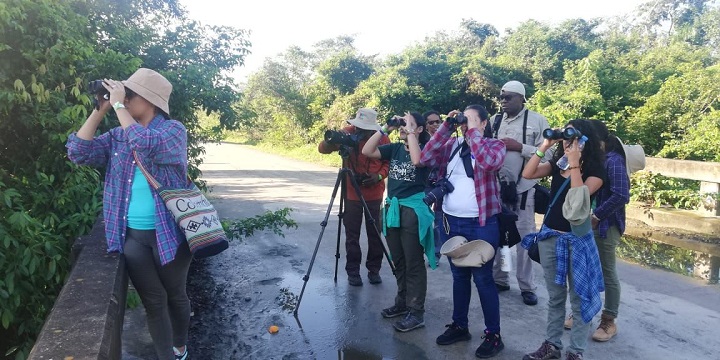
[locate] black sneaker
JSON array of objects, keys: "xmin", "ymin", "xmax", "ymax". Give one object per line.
[
  {"xmin": 368, "ymin": 273, "xmax": 382, "ymax": 284},
  {"xmin": 393, "ymin": 312, "xmax": 425, "ymax": 332},
  {"xmin": 348, "ymin": 275, "xmax": 363, "ymax": 286},
  {"xmin": 436, "ymin": 323, "xmax": 472, "ymax": 345},
  {"xmin": 523, "ymin": 340, "xmax": 561, "ymax": 360},
  {"xmin": 475, "ymin": 330, "xmax": 504, "ymax": 358},
  {"xmin": 381, "ymin": 304, "xmax": 409, "ymax": 318},
  {"xmin": 495, "ymin": 283, "xmax": 510, "ymax": 292}
]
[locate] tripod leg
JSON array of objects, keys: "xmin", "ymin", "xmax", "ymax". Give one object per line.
[
  {"xmin": 346, "ymin": 170, "xmax": 397, "ymax": 275},
  {"xmin": 294, "ymin": 168, "xmax": 344, "ymax": 316},
  {"xmin": 333, "ymin": 180, "xmax": 345, "ymax": 283}
]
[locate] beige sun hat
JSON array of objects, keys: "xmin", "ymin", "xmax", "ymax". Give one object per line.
[
  {"xmin": 440, "ymin": 236, "xmax": 496, "ymax": 267},
  {"xmin": 122, "ymin": 68, "xmax": 172, "ymax": 115},
  {"xmin": 347, "ymin": 108, "xmax": 382, "ymax": 131},
  {"xmin": 619, "ymin": 140, "xmax": 647, "ymax": 177}
]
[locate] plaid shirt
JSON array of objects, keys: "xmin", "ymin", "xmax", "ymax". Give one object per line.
[
  {"xmin": 66, "ymin": 115, "xmax": 188, "ymax": 265},
  {"xmin": 420, "ymin": 122, "xmax": 506, "ymax": 226},
  {"xmin": 594, "ymin": 151, "xmax": 630, "ymax": 238},
  {"xmin": 522, "ymin": 226, "xmax": 604, "ymax": 323}
]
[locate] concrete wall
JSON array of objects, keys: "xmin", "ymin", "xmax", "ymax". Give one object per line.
[
  {"xmin": 28, "ymin": 219, "xmax": 127, "ymax": 360},
  {"xmin": 644, "ymin": 157, "xmax": 720, "ymax": 216}
]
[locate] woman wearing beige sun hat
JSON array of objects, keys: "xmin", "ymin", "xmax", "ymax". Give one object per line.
[{"xmin": 67, "ymin": 68, "xmax": 191, "ymax": 360}]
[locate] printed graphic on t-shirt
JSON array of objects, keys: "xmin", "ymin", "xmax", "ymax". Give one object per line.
[{"xmin": 389, "ymin": 159, "xmax": 417, "ymax": 182}]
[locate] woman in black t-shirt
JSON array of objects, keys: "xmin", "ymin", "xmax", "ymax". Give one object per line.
[
  {"xmin": 520, "ymin": 119, "xmax": 605, "ymax": 360},
  {"xmin": 363, "ymin": 112, "xmax": 434, "ymax": 333}
]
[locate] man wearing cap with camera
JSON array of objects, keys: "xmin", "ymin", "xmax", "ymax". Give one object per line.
[
  {"xmin": 420, "ymin": 104, "xmax": 507, "ymax": 358},
  {"xmin": 318, "ymin": 108, "xmax": 390, "ymax": 286},
  {"xmin": 489, "ymin": 81, "xmax": 551, "ymax": 306}
]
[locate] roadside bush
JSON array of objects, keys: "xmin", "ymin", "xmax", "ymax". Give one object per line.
[{"xmin": 630, "ymin": 171, "xmax": 702, "ymax": 210}]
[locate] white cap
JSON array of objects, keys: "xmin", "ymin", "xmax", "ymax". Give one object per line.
[{"xmin": 501, "ymin": 81, "xmax": 526, "ymax": 99}]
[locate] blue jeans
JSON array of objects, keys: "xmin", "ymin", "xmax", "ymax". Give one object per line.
[{"xmin": 443, "ymin": 213, "xmax": 500, "ymax": 333}]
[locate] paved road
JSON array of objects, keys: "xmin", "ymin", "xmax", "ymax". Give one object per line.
[{"xmin": 124, "ymin": 142, "xmax": 720, "ymax": 360}]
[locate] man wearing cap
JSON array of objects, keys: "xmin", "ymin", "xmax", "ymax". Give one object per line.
[
  {"xmin": 489, "ymin": 80, "xmax": 550, "ymax": 306},
  {"xmin": 318, "ymin": 108, "xmax": 390, "ymax": 286}
]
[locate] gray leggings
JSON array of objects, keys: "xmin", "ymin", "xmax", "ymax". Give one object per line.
[{"xmin": 125, "ymin": 228, "xmax": 192, "ymax": 360}]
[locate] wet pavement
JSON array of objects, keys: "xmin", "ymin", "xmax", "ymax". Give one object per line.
[{"xmin": 123, "ymin": 142, "xmax": 720, "ymax": 360}]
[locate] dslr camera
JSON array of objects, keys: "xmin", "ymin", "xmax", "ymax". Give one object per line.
[
  {"xmin": 423, "ymin": 178, "xmax": 455, "ymax": 206},
  {"xmin": 386, "ymin": 116, "xmax": 406, "ymax": 127},
  {"xmin": 446, "ymin": 113, "xmax": 467, "ymax": 126},
  {"xmin": 542, "ymin": 127, "xmax": 582, "ymax": 140},
  {"xmin": 324, "ymin": 129, "xmax": 360, "ymax": 148}
]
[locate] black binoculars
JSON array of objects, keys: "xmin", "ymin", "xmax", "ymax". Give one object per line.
[{"xmin": 542, "ymin": 127, "xmax": 582, "ymax": 140}]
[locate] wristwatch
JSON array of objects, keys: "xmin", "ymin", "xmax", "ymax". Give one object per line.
[{"xmin": 112, "ymin": 101, "xmax": 126, "ymax": 110}]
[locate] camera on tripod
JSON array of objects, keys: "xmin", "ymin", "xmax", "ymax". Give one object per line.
[
  {"xmin": 324, "ymin": 130, "xmax": 360, "ymax": 148},
  {"xmin": 423, "ymin": 178, "xmax": 455, "ymax": 206},
  {"xmin": 447, "ymin": 113, "xmax": 467, "ymax": 126},
  {"xmin": 542, "ymin": 127, "xmax": 582, "ymax": 140}
]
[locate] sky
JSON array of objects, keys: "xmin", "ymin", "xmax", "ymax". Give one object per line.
[{"xmin": 181, "ymin": 0, "xmax": 652, "ymax": 83}]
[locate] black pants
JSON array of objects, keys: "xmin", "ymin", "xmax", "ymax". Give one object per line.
[
  {"xmin": 343, "ymin": 199, "xmax": 383, "ymax": 276},
  {"xmin": 124, "ymin": 228, "xmax": 192, "ymax": 360},
  {"xmin": 386, "ymin": 206, "xmax": 427, "ymax": 313}
]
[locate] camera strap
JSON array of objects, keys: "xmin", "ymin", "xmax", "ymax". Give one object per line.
[
  {"xmin": 493, "ymin": 109, "xmax": 530, "ymax": 209},
  {"xmin": 443, "ymin": 139, "xmax": 467, "ymax": 181}
]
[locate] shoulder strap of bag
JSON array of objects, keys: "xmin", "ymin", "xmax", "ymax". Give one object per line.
[
  {"xmin": 133, "ymin": 151, "xmax": 162, "ymax": 190},
  {"xmin": 516, "ymin": 109, "xmax": 529, "ymax": 183},
  {"xmin": 133, "ymin": 151, "xmax": 192, "ymax": 190},
  {"xmin": 539, "ymin": 176, "xmax": 571, "ymax": 227}
]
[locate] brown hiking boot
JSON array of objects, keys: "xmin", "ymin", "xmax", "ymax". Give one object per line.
[
  {"xmin": 592, "ymin": 314, "xmax": 617, "ymax": 342},
  {"xmin": 563, "ymin": 314, "xmax": 573, "ymax": 330}
]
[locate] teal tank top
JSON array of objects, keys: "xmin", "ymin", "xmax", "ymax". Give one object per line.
[{"xmin": 127, "ymin": 166, "xmax": 156, "ymax": 230}]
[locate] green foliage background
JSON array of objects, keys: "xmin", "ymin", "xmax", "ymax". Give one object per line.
[
  {"xmin": 0, "ymin": 0, "xmax": 249, "ymax": 358},
  {"xmin": 232, "ymin": 0, "xmax": 720, "ymax": 208}
]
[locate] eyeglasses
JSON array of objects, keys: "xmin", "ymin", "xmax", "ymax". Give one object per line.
[
  {"xmin": 498, "ymin": 94, "xmax": 515, "ymax": 102},
  {"xmin": 427, "ymin": 120, "xmax": 442, "ymax": 125}
]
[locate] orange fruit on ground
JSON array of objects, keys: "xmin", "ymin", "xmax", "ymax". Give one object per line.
[{"xmin": 268, "ymin": 325, "xmax": 279, "ymax": 334}]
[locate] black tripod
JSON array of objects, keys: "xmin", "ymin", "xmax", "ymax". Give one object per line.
[{"xmin": 294, "ymin": 147, "xmax": 396, "ymax": 316}]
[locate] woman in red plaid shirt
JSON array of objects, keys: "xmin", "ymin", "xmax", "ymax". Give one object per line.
[{"xmin": 420, "ymin": 105, "xmax": 507, "ymax": 358}]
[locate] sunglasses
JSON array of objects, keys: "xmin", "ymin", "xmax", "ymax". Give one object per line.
[
  {"xmin": 498, "ymin": 94, "xmax": 516, "ymax": 101},
  {"xmin": 427, "ymin": 120, "xmax": 442, "ymax": 125},
  {"xmin": 125, "ymin": 88, "xmax": 137, "ymax": 100}
]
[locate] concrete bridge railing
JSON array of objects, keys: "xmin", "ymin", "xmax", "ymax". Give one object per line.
[
  {"xmin": 643, "ymin": 157, "xmax": 720, "ymax": 217},
  {"xmin": 27, "ymin": 218, "xmax": 126, "ymax": 360}
]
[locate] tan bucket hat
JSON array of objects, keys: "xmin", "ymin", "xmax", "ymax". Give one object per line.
[
  {"xmin": 347, "ymin": 108, "xmax": 382, "ymax": 131},
  {"xmin": 440, "ymin": 236, "xmax": 495, "ymax": 267},
  {"xmin": 122, "ymin": 68, "xmax": 172, "ymax": 115}
]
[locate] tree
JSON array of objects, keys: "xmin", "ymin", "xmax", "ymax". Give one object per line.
[{"xmin": 0, "ymin": 0, "xmax": 250, "ymax": 357}]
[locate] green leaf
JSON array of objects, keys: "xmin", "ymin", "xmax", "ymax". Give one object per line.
[{"xmin": 2, "ymin": 310, "xmax": 12, "ymax": 329}]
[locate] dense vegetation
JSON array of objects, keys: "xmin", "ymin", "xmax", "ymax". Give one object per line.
[
  {"xmin": 232, "ymin": 0, "xmax": 720, "ymax": 209},
  {"xmin": 0, "ymin": 0, "xmax": 249, "ymax": 358}
]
